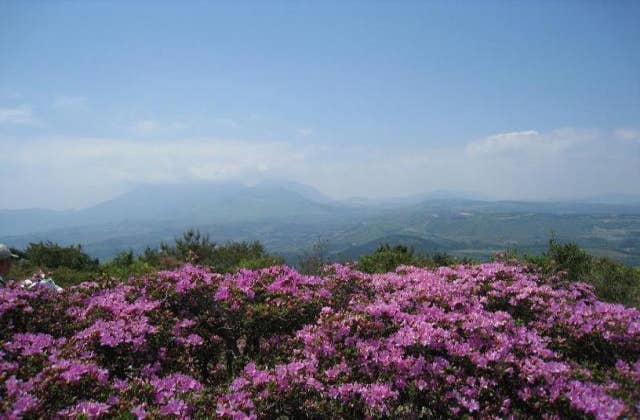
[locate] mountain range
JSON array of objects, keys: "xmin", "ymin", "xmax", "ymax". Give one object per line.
[{"xmin": 2, "ymin": 182, "xmax": 640, "ymax": 265}]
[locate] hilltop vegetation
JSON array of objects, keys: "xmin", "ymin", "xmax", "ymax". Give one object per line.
[
  {"xmin": 3, "ymin": 231, "xmax": 640, "ymax": 418},
  {"xmin": 2, "ymin": 260, "xmax": 639, "ymax": 418},
  {"xmin": 8, "ymin": 230, "xmax": 284, "ymax": 287},
  {"xmin": 7, "ymin": 230, "xmax": 640, "ymax": 308}
]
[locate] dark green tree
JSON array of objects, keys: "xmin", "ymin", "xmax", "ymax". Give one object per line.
[
  {"xmin": 160, "ymin": 229, "xmax": 217, "ymax": 263},
  {"xmin": 544, "ymin": 235, "xmax": 592, "ymax": 282},
  {"xmin": 358, "ymin": 244, "xmax": 416, "ymax": 273},
  {"xmin": 24, "ymin": 241, "xmax": 99, "ymax": 270}
]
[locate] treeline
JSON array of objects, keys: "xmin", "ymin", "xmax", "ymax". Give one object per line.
[
  {"xmin": 7, "ymin": 230, "xmax": 640, "ymax": 307},
  {"xmin": 8, "ymin": 229, "xmax": 283, "ymax": 286}
]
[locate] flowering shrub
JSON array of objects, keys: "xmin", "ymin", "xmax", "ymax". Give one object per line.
[{"xmin": 1, "ymin": 262, "xmax": 639, "ymax": 419}]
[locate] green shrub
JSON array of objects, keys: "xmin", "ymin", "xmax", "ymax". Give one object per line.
[
  {"xmin": 513, "ymin": 236, "xmax": 640, "ymax": 308},
  {"xmin": 588, "ymin": 258, "xmax": 640, "ymax": 307},
  {"xmin": 358, "ymin": 244, "xmax": 417, "ymax": 273},
  {"xmin": 23, "ymin": 241, "xmax": 99, "ymax": 271},
  {"xmin": 237, "ymin": 256, "xmax": 285, "ymax": 270},
  {"xmin": 210, "ymin": 241, "xmax": 278, "ymax": 273},
  {"xmin": 158, "ymin": 230, "xmax": 282, "ymax": 273},
  {"xmin": 545, "ymin": 236, "xmax": 592, "ymax": 281},
  {"xmin": 49, "ymin": 267, "xmax": 94, "ymax": 287},
  {"xmin": 160, "ymin": 229, "xmax": 218, "ymax": 264},
  {"xmin": 431, "ymin": 252, "xmax": 459, "ymax": 267},
  {"xmin": 357, "ymin": 244, "xmax": 466, "ymax": 274},
  {"xmin": 100, "ymin": 251, "xmax": 157, "ymax": 281}
]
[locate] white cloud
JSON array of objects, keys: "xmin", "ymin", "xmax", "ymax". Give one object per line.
[
  {"xmin": 465, "ymin": 128, "xmax": 595, "ymax": 157},
  {"xmin": 0, "ymin": 137, "xmax": 303, "ymax": 208},
  {"xmin": 1, "ymin": 127, "xmax": 639, "ymax": 209},
  {"xmin": 0, "ymin": 105, "xmax": 39, "ymax": 125},
  {"xmin": 465, "ymin": 130, "xmax": 538, "ymax": 155},
  {"xmin": 53, "ymin": 96, "xmax": 87, "ymax": 110},
  {"xmin": 299, "ymin": 127, "xmax": 639, "ymax": 201}
]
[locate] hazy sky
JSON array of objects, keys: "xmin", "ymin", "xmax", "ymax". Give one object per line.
[{"xmin": 1, "ymin": 1, "xmax": 639, "ymax": 209}]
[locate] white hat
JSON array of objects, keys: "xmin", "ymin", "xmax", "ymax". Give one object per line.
[{"xmin": 0, "ymin": 244, "xmax": 19, "ymax": 260}]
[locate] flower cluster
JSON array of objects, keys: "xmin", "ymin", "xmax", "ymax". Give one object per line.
[{"xmin": 1, "ymin": 262, "xmax": 639, "ymax": 418}]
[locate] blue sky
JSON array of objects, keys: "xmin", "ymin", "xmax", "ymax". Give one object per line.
[{"xmin": 1, "ymin": 1, "xmax": 639, "ymax": 209}]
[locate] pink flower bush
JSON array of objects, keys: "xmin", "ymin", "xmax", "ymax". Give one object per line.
[{"xmin": 1, "ymin": 262, "xmax": 639, "ymax": 418}]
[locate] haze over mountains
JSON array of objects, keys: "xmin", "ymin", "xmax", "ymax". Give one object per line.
[
  {"xmin": 2, "ymin": 182, "xmax": 337, "ymax": 237},
  {"xmin": 2, "ymin": 181, "xmax": 640, "ymax": 266}
]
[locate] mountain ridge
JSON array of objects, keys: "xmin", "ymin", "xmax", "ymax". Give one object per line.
[{"xmin": 2, "ymin": 182, "xmax": 640, "ymax": 266}]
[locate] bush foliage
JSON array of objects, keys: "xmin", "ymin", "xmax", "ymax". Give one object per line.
[
  {"xmin": 8, "ymin": 233, "xmax": 640, "ymax": 308},
  {"xmin": 1, "ymin": 262, "xmax": 639, "ymax": 418},
  {"xmin": 513, "ymin": 236, "xmax": 640, "ymax": 308},
  {"xmin": 357, "ymin": 244, "xmax": 468, "ymax": 274},
  {"xmin": 354, "ymin": 237, "xmax": 640, "ymax": 308},
  {"xmin": 8, "ymin": 230, "xmax": 284, "ymax": 287}
]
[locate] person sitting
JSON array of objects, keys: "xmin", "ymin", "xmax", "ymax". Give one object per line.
[
  {"xmin": 22, "ymin": 271, "xmax": 63, "ymax": 292},
  {"xmin": 0, "ymin": 244, "xmax": 63, "ymax": 291},
  {"xmin": 0, "ymin": 243, "xmax": 19, "ymax": 286}
]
